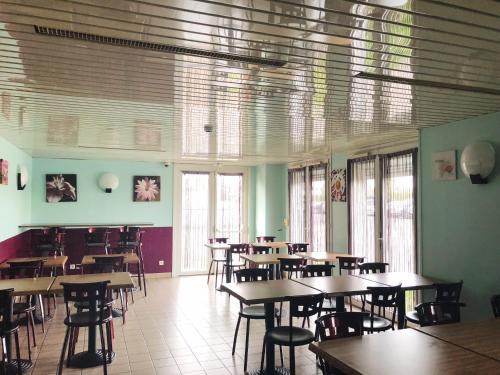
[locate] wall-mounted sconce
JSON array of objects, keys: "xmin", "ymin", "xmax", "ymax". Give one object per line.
[
  {"xmin": 17, "ymin": 165, "xmax": 29, "ymax": 190},
  {"xmin": 98, "ymin": 173, "xmax": 119, "ymax": 193},
  {"xmin": 460, "ymin": 142, "xmax": 495, "ymax": 184}
]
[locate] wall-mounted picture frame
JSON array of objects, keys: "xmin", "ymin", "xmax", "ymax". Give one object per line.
[
  {"xmin": 432, "ymin": 150, "xmax": 456, "ymax": 181},
  {"xmin": 0, "ymin": 159, "xmax": 8, "ymax": 185},
  {"xmin": 46, "ymin": 174, "xmax": 77, "ymax": 202},
  {"xmin": 331, "ymin": 168, "xmax": 346, "ymax": 202},
  {"xmin": 133, "ymin": 176, "xmax": 161, "ymax": 202}
]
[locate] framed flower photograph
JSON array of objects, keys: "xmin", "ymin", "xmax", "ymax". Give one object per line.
[
  {"xmin": 432, "ymin": 150, "xmax": 456, "ymax": 180},
  {"xmin": 331, "ymin": 168, "xmax": 346, "ymax": 202},
  {"xmin": 46, "ymin": 174, "xmax": 77, "ymax": 202},
  {"xmin": 0, "ymin": 159, "xmax": 8, "ymax": 185},
  {"xmin": 134, "ymin": 176, "xmax": 161, "ymax": 202}
]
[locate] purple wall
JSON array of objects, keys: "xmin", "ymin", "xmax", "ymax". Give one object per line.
[{"xmin": 0, "ymin": 227, "xmax": 173, "ymax": 274}]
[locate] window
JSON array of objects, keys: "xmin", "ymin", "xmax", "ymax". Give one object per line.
[
  {"xmin": 348, "ymin": 149, "xmax": 417, "ymax": 272},
  {"xmin": 288, "ymin": 164, "xmax": 328, "ymax": 251}
]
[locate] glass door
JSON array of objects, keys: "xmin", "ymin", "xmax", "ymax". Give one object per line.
[{"xmin": 173, "ymin": 166, "xmax": 248, "ymax": 276}]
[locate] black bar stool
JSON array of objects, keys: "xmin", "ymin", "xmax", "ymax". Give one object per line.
[{"xmin": 84, "ymin": 229, "xmax": 110, "ymax": 255}]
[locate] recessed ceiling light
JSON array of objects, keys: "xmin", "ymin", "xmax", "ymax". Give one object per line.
[{"xmin": 368, "ymin": 0, "xmax": 408, "ymax": 7}]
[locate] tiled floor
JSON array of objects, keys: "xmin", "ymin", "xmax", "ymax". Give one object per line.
[{"xmin": 13, "ymin": 276, "xmax": 321, "ymax": 375}]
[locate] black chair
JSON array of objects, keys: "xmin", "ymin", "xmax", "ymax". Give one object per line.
[
  {"xmin": 57, "ymin": 281, "xmax": 113, "ymax": 375},
  {"xmin": 287, "ymin": 243, "xmax": 308, "ymax": 255},
  {"xmin": 33, "ymin": 228, "xmax": 65, "ymax": 257},
  {"xmin": 337, "ymin": 256, "xmax": 364, "ymax": 311},
  {"xmin": 231, "ymin": 268, "xmax": 280, "ymax": 372},
  {"xmin": 221, "ymin": 244, "xmax": 248, "ymax": 283},
  {"xmin": 89, "ymin": 256, "xmax": 127, "ymax": 324},
  {"xmin": 260, "ymin": 294, "xmax": 323, "ymax": 375},
  {"xmin": 116, "ymin": 227, "xmax": 146, "ymax": 296},
  {"xmin": 84, "ymin": 229, "xmax": 110, "ymax": 255},
  {"xmin": 256, "ymin": 236, "xmax": 275, "ymax": 243},
  {"xmin": 416, "ymin": 301, "xmax": 466, "ymax": 327},
  {"xmin": 0, "ymin": 288, "xmax": 22, "ymax": 375},
  {"xmin": 491, "ymin": 295, "xmax": 500, "ymax": 318},
  {"xmin": 278, "ymin": 258, "xmax": 305, "ymax": 279},
  {"xmin": 363, "ymin": 285, "xmax": 401, "ymax": 334},
  {"xmin": 207, "ymin": 238, "xmax": 229, "ymax": 287},
  {"xmin": 359, "ymin": 262, "xmax": 389, "ymax": 311},
  {"xmin": 251, "ymin": 245, "xmax": 272, "ymax": 255},
  {"xmin": 302, "ymin": 264, "xmax": 336, "ymax": 324},
  {"xmin": 315, "ymin": 312, "xmax": 369, "ymax": 375},
  {"xmin": 405, "ymin": 281, "xmax": 463, "ymax": 326},
  {"xmin": 5, "ymin": 260, "xmax": 45, "ymax": 361}
]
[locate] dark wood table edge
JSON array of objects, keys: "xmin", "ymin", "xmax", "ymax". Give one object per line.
[{"xmin": 309, "ymin": 341, "xmax": 362, "ymax": 375}]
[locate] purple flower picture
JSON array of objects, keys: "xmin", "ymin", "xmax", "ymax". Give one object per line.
[
  {"xmin": 133, "ymin": 176, "xmax": 160, "ymax": 202},
  {"xmin": 46, "ymin": 174, "xmax": 77, "ymax": 202}
]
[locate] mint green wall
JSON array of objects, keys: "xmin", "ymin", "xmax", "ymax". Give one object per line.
[
  {"xmin": 248, "ymin": 166, "xmax": 257, "ymax": 241},
  {"xmin": 254, "ymin": 164, "xmax": 288, "ymax": 241},
  {"xmin": 0, "ymin": 136, "xmax": 32, "ymax": 241},
  {"xmin": 31, "ymin": 158, "xmax": 173, "ymax": 226},
  {"xmin": 420, "ymin": 111, "xmax": 500, "ymax": 320},
  {"xmin": 331, "ymin": 154, "xmax": 349, "ymax": 253}
]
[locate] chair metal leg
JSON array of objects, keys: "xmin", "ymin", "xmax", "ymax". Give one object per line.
[
  {"xmin": 244, "ymin": 318, "xmax": 250, "ymax": 372},
  {"xmin": 1, "ymin": 337, "xmax": 7, "ymax": 375},
  {"xmin": 38, "ymin": 295, "xmax": 46, "ymax": 333},
  {"xmin": 259, "ymin": 335, "xmax": 266, "ymax": 373},
  {"xmin": 99, "ymin": 324, "xmax": 108, "ymax": 375},
  {"xmin": 119, "ymin": 289, "xmax": 126, "ymax": 324},
  {"xmin": 29, "ymin": 311, "xmax": 36, "ymax": 347},
  {"xmin": 13, "ymin": 331, "xmax": 22, "ymax": 375},
  {"xmin": 57, "ymin": 327, "xmax": 70, "ymax": 375},
  {"xmin": 25, "ymin": 314, "xmax": 31, "ymax": 361},
  {"xmin": 207, "ymin": 261, "xmax": 213, "ymax": 284},
  {"xmin": 290, "ymin": 346, "xmax": 296, "ymax": 375},
  {"xmin": 214, "ymin": 262, "xmax": 219, "ymax": 289},
  {"xmin": 231, "ymin": 315, "xmax": 241, "ymax": 356}
]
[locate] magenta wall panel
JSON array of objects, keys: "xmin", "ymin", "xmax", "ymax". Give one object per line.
[{"xmin": 0, "ymin": 227, "xmax": 172, "ymax": 274}]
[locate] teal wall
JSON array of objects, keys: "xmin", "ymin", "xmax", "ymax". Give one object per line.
[
  {"xmin": 254, "ymin": 164, "xmax": 288, "ymax": 241},
  {"xmin": 31, "ymin": 158, "xmax": 173, "ymax": 226},
  {"xmin": 0, "ymin": 136, "xmax": 32, "ymax": 241},
  {"xmin": 420, "ymin": 111, "xmax": 500, "ymax": 320},
  {"xmin": 248, "ymin": 167, "xmax": 257, "ymax": 241},
  {"xmin": 331, "ymin": 153, "xmax": 349, "ymax": 253}
]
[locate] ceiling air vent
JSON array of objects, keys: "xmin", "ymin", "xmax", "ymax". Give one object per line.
[{"xmin": 34, "ymin": 25, "xmax": 287, "ymax": 67}]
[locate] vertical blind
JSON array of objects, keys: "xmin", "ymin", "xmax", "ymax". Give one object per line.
[
  {"xmin": 289, "ymin": 168, "xmax": 306, "ymax": 243},
  {"xmin": 310, "ymin": 164, "xmax": 327, "ymax": 253},
  {"xmin": 381, "ymin": 150, "xmax": 417, "ymax": 273},
  {"xmin": 216, "ymin": 173, "xmax": 243, "ymax": 244},
  {"xmin": 348, "ymin": 157, "xmax": 376, "ymax": 261}
]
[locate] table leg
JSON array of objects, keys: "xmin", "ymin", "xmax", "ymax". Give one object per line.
[
  {"xmin": 225, "ymin": 250, "xmax": 232, "ymax": 284},
  {"xmin": 397, "ymin": 290, "xmax": 406, "ymax": 329},
  {"xmin": 336, "ymin": 296, "xmax": 345, "ymax": 312}
]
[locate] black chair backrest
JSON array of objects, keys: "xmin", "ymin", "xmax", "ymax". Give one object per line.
[
  {"xmin": 302, "ymin": 264, "xmax": 335, "ymax": 277},
  {"xmin": 368, "ymin": 285, "xmax": 401, "ymax": 308},
  {"xmin": 287, "ymin": 243, "xmax": 308, "ymax": 254},
  {"xmin": 6, "ymin": 260, "xmax": 45, "ymax": 279},
  {"xmin": 252, "ymin": 245, "xmax": 272, "ymax": 254},
  {"xmin": 119, "ymin": 227, "xmax": 142, "ymax": 246},
  {"xmin": 229, "ymin": 243, "xmax": 249, "ymax": 255},
  {"xmin": 234, "ymin": 268, "xmax": 270, "ymax": 282},
  {"xmin": 0, "ymin": 288, "xmax": 14, "ymax": 333},
  {"xmin": 316, "ymin": 312, "xmax": 369, "ymax": 341},
  {"xmin": 209, "ymin": 237, "xmax": 229, "ymax": 244},
  {"xmin": 416, "ymin": 301, "xmax": 466, "ymax": 327},
  {"xmin": 90, "ymin": 256, "xmax": 125, "ymax": 274},
  {"xmin": 85, "ymin": 229, "xmax": 110, "ymax": 245},
  {"xmin": 61, "ymin": 281, "xmax": 110, "ymax": 320},
  {"xmin": 256, "ymin": 236, "xmax": 275, "ymax": 243},
  {"xmin": 491, "ymin": 295, "xmax": 500, "ymax": 318},
  {"xmin": 359, "ymin": 262, "xmax": 389, "ymax": 274},
  {"xmin": 338, "ymin": 256, "xmax": 363, "ymax": 275},
  {"xmin": 289, "ymin": 294, "xmax": 324, "ymax": 322},
  {"xmin": 434, "ymin": 281, "xmax": 463, "ymax": 302},
  {"xmin": 279, "ymin": 258, "xmax": 304, "ymax": 278}
]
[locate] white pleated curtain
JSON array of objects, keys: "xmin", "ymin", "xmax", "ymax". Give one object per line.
[
  {"xmin": 288, "ymin": 168, "xmax": 306, "ymax": 243},
  {"xmin": 381, "ymin": 150, "xmax": 417, "ymax": 273},
  {"xmin": 310, "ymin": 164, "xmax": 327, "ymax": 252},
  {"xmin": 216, "ymin": 173, "xmax": 243, "ymax": 244},
  {"xmin": 348, "ymin": 157, "xmax": 376, "ymax": 261}
]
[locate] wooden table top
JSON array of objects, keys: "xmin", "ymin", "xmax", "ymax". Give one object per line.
[
  {"xmin": 221, "ymin": 279, "xmax": 321, "ymax": 305},
  {"xmin": 0, "ymin": 277, "xmax": 55, "ymax": 296},
  {"xmin": 251, "ymin": 242, "xmax": 289, "ymax": 248},
  {"xmin": 205, "ymin": 243, "xmax": 231, "ymax": 250},
  {"xmin": 414, "ymin": 319, "xmax": 500, "ymax": 361},
  {"xmin": 241, "ymin": 253, "xmax": 301, "ymax": 265},
  {"xmin": 296, "ymin": 252, "xmax": 350, "ymax": 262},
  {"xmin": 309, "ymin": 328, "xmax": 500, "ymax": 375},
  {"xmin": 50, "ymin": 272, "xmax": 134, "ymax": 293},
  {"xmin": 294, "ymin": 275, "xmax": 386, "ymax": 297},
  {"xmin": 81, "ymin": 254, "xmax": 140, "ymax": 265},
  {"xmin": 0, "ymin": 256, "xmax": 68, "ymax": 269},
  {"xmin": 355, "ymin": 272, "xmax": 442, "ymax": 290}
]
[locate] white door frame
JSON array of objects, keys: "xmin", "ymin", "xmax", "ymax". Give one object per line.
[{"xmin": 172, "ymin": 163, "xmax": 249, "ymax": 277}]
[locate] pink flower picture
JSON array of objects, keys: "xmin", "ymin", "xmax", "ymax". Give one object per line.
[
  {"xmin": 0, "ymin": 159, "xmax": 8, "ymax": 185},
  {"xmin": 46, "ymin": 174, "xmax": 77, "ymax": 202},
  {"xmin": 134, "ymin": 176, "xmax": 160, "ymax": 202}
]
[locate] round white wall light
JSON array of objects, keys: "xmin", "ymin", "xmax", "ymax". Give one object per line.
[
  {"xmin": 99, "ymin": 173, "xmax": 119, "ymax": 193},
  {"xmin": 460, "ymin": 142, "xmax": 495, "ymax": 184}
]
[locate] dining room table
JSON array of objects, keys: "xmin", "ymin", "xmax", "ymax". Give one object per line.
[
  {"xmin": 221, "ymin": 278, "xmax": 321, "ymax": 375},
  {"xmin": 0, "ymin": 255, "xmax": 68, "ymax": 275},
  {"xmin": 50, "ymin": 272, "xmax": 134, "ymax": 368},
  {"xmin": 414, "ymin": 318, "xmax": 500, "ymax": 361},
  {"xmin": 295, "ymin": 251, "xmax": 350, "ymax": 265},
  {"xmin": 309, "ymin": 327, "xmax": 500, "ymax": 375},
  {"xmin": 354, "ymin": 271, "xmax": 443, "ymax": 329},
  {"xmin": 0, "ymin": 276, "xmax": 56, "ymax": 372},
  {"xmin": 251, "ymin": 242, "xmax": 290, "ymax": 254},
  {"xmin": 240, "ymin": 253, "xmax": 302, "ymax": 279}
]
